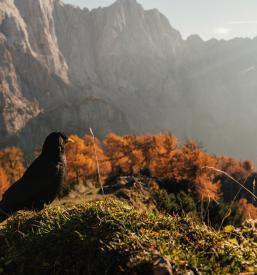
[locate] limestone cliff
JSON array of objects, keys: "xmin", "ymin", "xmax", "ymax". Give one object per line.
[{"xmin": 0, "ymin": 0, "xmax": 132, "ymax": 155}]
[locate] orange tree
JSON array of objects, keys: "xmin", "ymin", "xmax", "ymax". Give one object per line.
[
  {"xmin": 103, "ymin": 134, "xmax": 137, "ymax": 175},
  {"xmin": 239, "ymin": 198, "xmax": 257, "ymax": 220},
  {"xmin": 104, "ymin": 133, "xmax": 178, "ymax": 176},
  {"xmin": 65, "ymin": 135, "xmax": 111, "ymax": 184},
  {"xmin": 0, "ymin": 168, "xmax": 10, "ymax": 198},
  {"xmin": 0, "ymin": 147, "xmax": 25, "ymax": 184},
  {"xmin": 217, "ymin": 156, "xmax": 255, "ymax": 203},
  {"xmin": 164, "ymin": 140, "xmax": 220, "ymax": 201},
  {"xmin": 103, "ymin": 134, "xmax": 220, "ymax": 201},
  {"xmin": 148, "ymin": 133, "xmax": 178, "ymax": 177}
]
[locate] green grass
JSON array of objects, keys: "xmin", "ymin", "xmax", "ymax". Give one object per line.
[{"xmin": 0, "ymin": 198, "xmax": 257, "ymax": 274}]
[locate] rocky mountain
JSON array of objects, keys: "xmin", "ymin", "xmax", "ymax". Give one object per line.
[{"xmin": 0, "ymin": 0, "xmax": 257, "ymax": 161}]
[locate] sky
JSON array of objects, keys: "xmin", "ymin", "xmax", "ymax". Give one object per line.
[{"xmin": 63, "ymin": 0, "xmax": 257, "ymax": 40}]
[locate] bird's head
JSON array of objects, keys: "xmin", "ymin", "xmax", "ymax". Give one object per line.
[{"xmin": 42, "ymin": 132, "xmax": 73, "ymax": 161}]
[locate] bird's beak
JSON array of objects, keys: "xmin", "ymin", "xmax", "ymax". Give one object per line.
[{"xmin": 66, "ymin": 137, "xmax": 75, "ymax": 145}]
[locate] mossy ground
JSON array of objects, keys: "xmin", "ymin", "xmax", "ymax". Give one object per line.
[{"xmin": 0, "ymin": 198, "xmax": 257, "ymax": 274}]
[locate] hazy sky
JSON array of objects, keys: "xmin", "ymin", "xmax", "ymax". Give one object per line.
[{"xmin": 63, "ymin": 0, "xmax": 257, "ymax": 40}]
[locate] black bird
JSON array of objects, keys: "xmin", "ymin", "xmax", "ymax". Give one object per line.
[{"xmin": 0, "ymin": 132, "xmax": 72, "ymax": 222}]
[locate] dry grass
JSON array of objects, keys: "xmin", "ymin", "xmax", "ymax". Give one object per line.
[{"xmin": 0, "ymin": 198, "xmax": 257, "ymax": 274}]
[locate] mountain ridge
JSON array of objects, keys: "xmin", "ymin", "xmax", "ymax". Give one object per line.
[{"xmin": 1, "ymin": 0, "xmax": 257, "ymax": 161}]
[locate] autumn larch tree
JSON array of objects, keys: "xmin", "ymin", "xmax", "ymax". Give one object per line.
[
  {"xmin": 0, "ymin": 147, "xmax": 25, "ymax": 184},
  {"xmin": 0, "ymin": 168, "xmax": 10, "ymax": 198},
  {"xmin": 65, "ymin": 135, "xmax": 111, "ymax": 185}
]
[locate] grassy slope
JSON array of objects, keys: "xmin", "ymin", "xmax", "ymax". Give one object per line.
[{"xmin": 0, "ymin": 199, "xmax": 257, "ymax": 275}]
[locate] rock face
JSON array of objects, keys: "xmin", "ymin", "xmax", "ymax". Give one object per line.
[
  {"xmin": 1, "ymin": 0, "xmax": 257, "ymax": 160},
  {"xmin": 0, "ymin": 0, "xmax": 132, "ymax": 156},
  {"xmin": 0, "ymin": 25, "xmax": 40, "ymax": 138}
]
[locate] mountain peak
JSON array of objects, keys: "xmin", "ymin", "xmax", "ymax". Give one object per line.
[
  {"xmin": 186, "ymin": 34, "xmax": 204, "ymax": 45},
  {"xmin": 113, "ymin": 0, "xmax": 142, "ymax": 10},
  {"xmin": 116, "ymin": 0, "xmax": 138, "ymax": 5}
]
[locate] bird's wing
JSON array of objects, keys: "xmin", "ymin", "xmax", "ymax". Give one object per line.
[{"xmin": 1, "ymin": 156, "xmax": 58, "ymax": 211}]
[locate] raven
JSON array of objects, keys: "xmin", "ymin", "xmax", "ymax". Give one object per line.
[{"xmin": 0, "ymin": 132, "xmax": 72, "ymax": 222}]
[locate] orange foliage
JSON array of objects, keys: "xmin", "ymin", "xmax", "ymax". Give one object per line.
[
  {"xmin": 148, "ymin": 133, "xmax": 178, "ymax": 176},
  {"xmin": 216, "ymin": 156, "xmax": 256, "ymax": 203},
  {"xmin": 104, "ymin": 135, "xmax": 219, "ymax": 201},
  {"xmin": 0, "ymin": 167, "xmax": 10, "ymax": 198},
  {"xmin": 104, "ymin": 133, "xmax": 141, "ymax": 175},
  {"xmin": 0, "ymin": 131, "xmax": 234, "ymax": 206},
  {"xmin": 104, "ymin": 133, "xmax": 178, "ymax": 175},
  {"xmin": 168, "ymin": 141, "xmax": 220, "ymax": 201},
  {"xmin": 217, "ymin": 156, "xmax": 254, "ymax": 181},
  {"xmin": 239, "ymin": 199, "xmax": 257, "ymax": 220},
  {"xmin": 0, "ymin": 147, "xmax": 25, "ymax": 184},
  {"xmin": 65, "ymin": 135, "xmax": 111, "ymax": 184}
]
